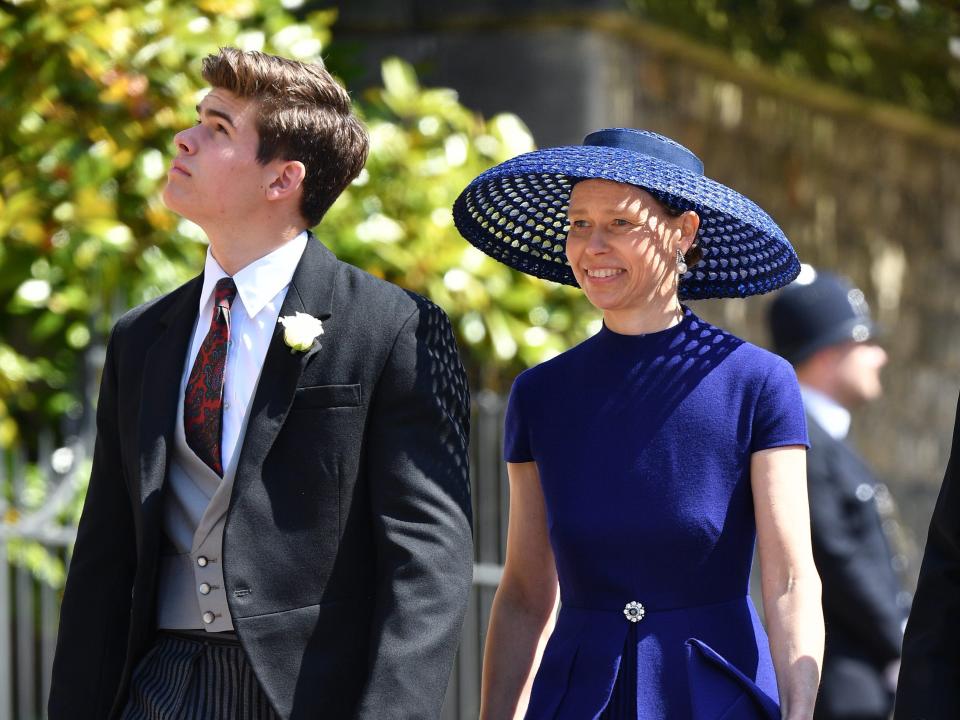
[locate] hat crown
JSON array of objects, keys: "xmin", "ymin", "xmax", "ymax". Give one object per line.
[{"xmin": 583, "ymin": 128, "xmax": 705, "ymax": 175}]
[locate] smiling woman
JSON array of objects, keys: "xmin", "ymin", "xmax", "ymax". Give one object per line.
[
  {"xmin": 564, "ymin": 179, "xmax": 699, "ymax": 335},
  {"xmin": 453, "ymin": 128, "xmax": 824, "ymax": 720}
]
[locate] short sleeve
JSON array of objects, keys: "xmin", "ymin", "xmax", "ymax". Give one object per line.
[
  {"xmin": 750, "ymin": 356, "xmax": 810, "ymax": 452},
  {"xmin": 504, "ymin": 373, "xmax": 534, "ymax": 463}
]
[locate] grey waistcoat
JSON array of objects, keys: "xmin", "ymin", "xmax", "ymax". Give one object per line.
[{"xmin": 155, "ymin": 389, "xmax": 255, "ymax": 632}]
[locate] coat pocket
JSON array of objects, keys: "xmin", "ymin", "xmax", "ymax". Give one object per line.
[
  {"xmin": 291, "ymin": 383, "xmax": 362, "ymax": 410},
  {"xmin": 685, "ymin": 638, "xmax": 780, "ymax": 720}
]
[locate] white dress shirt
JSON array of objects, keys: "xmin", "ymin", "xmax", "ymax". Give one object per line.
[
  {"xmin": 157, "ymin": 231, "xmax": 309, "ymax": 631},
  {"xmin": 799, "ymin": 384, "xmax": 851, "ymax": 441},
  {"xmin": 181, "ymin": 231, "xmax": 309, "ymax": 470}
]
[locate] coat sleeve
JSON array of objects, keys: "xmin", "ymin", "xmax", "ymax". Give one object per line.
[
  {"xmin": 806, "ymin": 441, "xmax": 903, "ymax": 663},
  {"xmin": 48, "ymin": 325, "xmax": 138, "ymax": 720},
  {"xmin": 894, "ymin": 391, "xmax": 960, "ymax": 718},
  {"xmin": 354, "ymin": 297, "xmax": 473, "ymax": 719}
]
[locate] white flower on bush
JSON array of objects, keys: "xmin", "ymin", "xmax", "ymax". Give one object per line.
[{"xmin": 278, "ymin": 312, "xmax": 323, "ymax": 353}]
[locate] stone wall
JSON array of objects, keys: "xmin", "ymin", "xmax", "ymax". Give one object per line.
[
  {"xmin": 607, "ymin": 16, "xmax": 960, "ymax": 564},
  {"xmin": 328, "ymin": 1, "xmax": 960, "ymax": 574}
]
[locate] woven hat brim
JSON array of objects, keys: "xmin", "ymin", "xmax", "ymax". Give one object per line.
[{"xmin": 453, "ymin": 145, "xmax": 801, "ymax": 300}]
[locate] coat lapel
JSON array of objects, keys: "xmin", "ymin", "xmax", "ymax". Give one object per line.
[
  {"xmin": 233, "ymin": 235, "xmax": 339, "ymax": 486},
  {"xmin": 138, "ymin": 276, "xmax": 203, "ymax": 506}
]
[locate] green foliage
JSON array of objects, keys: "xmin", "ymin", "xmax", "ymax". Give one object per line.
[
  {"xmin": 322, "ymin": 58, "xmax": 595, "ymax": 390},
  {"xmin": 1, "ymin": 442, "xmax": 91, "ymax": 588},
  {"xmin": 629, "ymin": 0, "xmax": 960, "ymax": 123},
  {"xmin": 0, "ymin": 0, "xmax": 599, "ymax": 585},
  {"xmin": 0, "ymin": 0, "xmax": 595, "ymax": 454},
  {"xmin": 0, "ymin": 0, "xmax": 336, "ymax": 449},
  {"xmin": 7, "ymin": 537, "xmax": 67, "ymax": 588}
]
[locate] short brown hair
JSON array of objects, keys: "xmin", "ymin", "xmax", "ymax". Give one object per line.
[{"xmin": 201, "ymin": 47, "xmax": 369, "ymax": 226}]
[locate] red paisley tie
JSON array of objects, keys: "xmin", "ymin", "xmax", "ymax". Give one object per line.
[{"xmin": 184, "ymin": 277, "xmax": 237, "ymax": 476}]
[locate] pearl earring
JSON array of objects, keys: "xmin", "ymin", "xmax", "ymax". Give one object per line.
[{"xmin": 676, "ymin": 249, "xmax": 688, "ymax": 275}]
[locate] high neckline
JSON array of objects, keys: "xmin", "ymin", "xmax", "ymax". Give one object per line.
[{"xmin": 597, "ymin": 306, "xmax": 695, "ymax": 343}]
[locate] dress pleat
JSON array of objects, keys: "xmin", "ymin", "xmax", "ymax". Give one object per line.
[{"xmin": 599, "ymin": 625, "xmax": 637, "ymax": 719}]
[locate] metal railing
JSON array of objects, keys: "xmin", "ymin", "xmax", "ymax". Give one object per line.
[
  {"xmin": 1, "ymin": 391, "xmax": 509, "ymax": 720},
  {"xmin": 1, "ymin": 432, "xmax": 87, "ymax": 720}
]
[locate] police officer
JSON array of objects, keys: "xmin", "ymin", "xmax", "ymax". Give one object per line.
[{"xmin": 768, "ymin": 265, "xmax": 908, "ymax": 720}]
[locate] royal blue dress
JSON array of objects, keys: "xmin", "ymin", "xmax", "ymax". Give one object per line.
[{"xmin": 504, "ymin": 308, "xmax": 808, "ymax": 720}]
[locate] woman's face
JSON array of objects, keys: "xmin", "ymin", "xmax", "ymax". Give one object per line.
[{"xmin": 565, "ymin": 179, "xmax": 697, "ymax": 315}]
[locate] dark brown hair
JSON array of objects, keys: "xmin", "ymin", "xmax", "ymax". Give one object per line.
[
  {"xmin": 201, "ymin": 47, "xmax": 369, "ymax": 226},
  {"xmin": 662, "ymin": 202, "xmax": 703, "ymax": 268}
]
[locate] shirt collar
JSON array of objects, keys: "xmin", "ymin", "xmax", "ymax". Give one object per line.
[
  {"xmin": 198, "ymin": 231, "xmax": 309, "ymax": 318},
  {"xmin": 800, "ymin": 384, "xmax": 851, "ymax": 440}
]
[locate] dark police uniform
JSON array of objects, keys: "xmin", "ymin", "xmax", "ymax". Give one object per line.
[
  {"xmin": 806, "ymin": 413, "xmax": 904, "ymax": 719},
  {"xmin": 768, "ymin": 267, "xmax": 906, "ymax": 720}
]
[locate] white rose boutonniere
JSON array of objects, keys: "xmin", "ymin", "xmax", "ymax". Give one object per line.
[{"xmin": 278, "ymin": 312, "xmax": 324, "ymax": 353}]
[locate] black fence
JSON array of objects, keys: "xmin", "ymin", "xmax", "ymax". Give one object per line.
[{"xmin": 1, "ymin": 388, "xmax": 510, "ymax": 720}]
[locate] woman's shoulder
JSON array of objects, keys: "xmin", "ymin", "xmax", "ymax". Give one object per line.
[
  {"xmin": 690, "ymin": 314, "xmax": 795, "ymax": 385},
  {"xmin": 732, "ymin": 338, "xmax": 794, "ymax": 375},
  {"xmin": 509, "ymin": 334, "xmax": 597, "ymax": 395},
  {"xmin": 729, "ymin": 343, "xmax": 799, "ymax": 398}
]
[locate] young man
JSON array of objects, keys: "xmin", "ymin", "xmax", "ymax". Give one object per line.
[
  {"xmin": 767, "ymin": 266, "xmax": 906, "ymax": 720},
  {"xmin": 48, "ymin": 48, "xmax": 474, "ymax": 720}
]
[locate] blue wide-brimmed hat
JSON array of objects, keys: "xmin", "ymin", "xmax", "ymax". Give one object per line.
[{"xmin": 453, "ymin": 128, "xmax": 801, "ymax": 299}]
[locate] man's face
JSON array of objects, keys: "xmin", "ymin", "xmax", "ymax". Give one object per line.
[
  {"xmin": 162, "ymin": 88, "xmax": 271, "ymax": 227},
  {"xmin": 828, "ymin": 340, "xmax": 888, "ymax": 409}
]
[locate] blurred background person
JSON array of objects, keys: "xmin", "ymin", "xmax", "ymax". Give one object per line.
[{"xmin": 768, "ymin": 266, "xmax": 907, "ymax": 720}]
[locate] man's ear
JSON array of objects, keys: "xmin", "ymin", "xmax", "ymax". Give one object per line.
[{"xmin": 265, "ymin": 160, "xmax": 306, "ymax": 202}]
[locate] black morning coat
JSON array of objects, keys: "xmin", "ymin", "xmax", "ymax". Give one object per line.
[
  {"xmin": 805, "ymin": 415, "xmax": 905, "ymax": 720},
  {"xmin": 895, "ymin": 391, "xmax": 960, "ymax": 719},
  {"xmin": 47, "ymin": 236, "xmax": 474, "ymax": 720}
]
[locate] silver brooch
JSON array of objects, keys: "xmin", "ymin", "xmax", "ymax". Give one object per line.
[{"xmin": 623, "ymin": 600, "xmax": 646, "ymax": 623}]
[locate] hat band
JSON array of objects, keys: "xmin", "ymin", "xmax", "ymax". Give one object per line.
[{"xmin": 583, "ymin": 129, "xmax": 704, "ymax": 175}]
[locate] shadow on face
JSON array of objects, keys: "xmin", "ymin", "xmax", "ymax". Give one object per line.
[{"xmin": 565, "ymin": 179, "xmax": 693, "ymax": 315}]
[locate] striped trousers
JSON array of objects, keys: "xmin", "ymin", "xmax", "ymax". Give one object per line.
[{"xmin": 120, "ymin": 632, "xmax": 279, "ymax": 720}]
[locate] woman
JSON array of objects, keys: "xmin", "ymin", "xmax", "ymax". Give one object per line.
[{"xmin": 453, "ymin": 129, "xmax": 823, "ymax": 719}]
